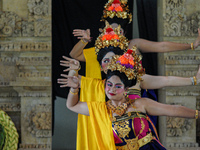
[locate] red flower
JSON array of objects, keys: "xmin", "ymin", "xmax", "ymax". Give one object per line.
[
  {"xmin": 113, "ymin": 0, "xmax": 120, "ymax": 4},
  {"xmin": 106, "ymin": 28, "xmax": 113, "ymax": 33},
  {"xmin": 127, "ymin": 49, "xmax": 133, "ymax": 54}
]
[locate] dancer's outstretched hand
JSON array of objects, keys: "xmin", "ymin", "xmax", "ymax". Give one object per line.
[
  {"xmin": 57, "ymin": 74, "xmax": 79, "ymax": 88},
  {"xmin": 196, "ymin": 65, "xmax": 200, "ymax": 85},
  {"xmin": 194, "ymin": 28, "xmax": 200, "ymax": 49},
  {"xmin": 60, "ymin": 56, "xmax": 80, "ymax": 72},
  {"xmin": 73, "ymin": 29, "xmax": 91, "ymax": 42}
]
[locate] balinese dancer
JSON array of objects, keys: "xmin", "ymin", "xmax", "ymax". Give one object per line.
[
  {"xmin": 60, "ymin": 22, "xmax": 200, "ymax": 150},
  {"xmin": 58, "ymin": 49, "xmax": 200, "ymax": 150}
]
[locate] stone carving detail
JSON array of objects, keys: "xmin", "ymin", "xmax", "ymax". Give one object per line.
[
  {"xmin": 18, "ymin": 72, "xmax": 50, "ymax": 78},
  {"xmin": 0, "ymin": 11, "xmax": 22, "ymax": 37},
  {"xmin": 165, "ymin": 55, "xmax": 200, "ymax": 65},
  {"xmin": 166, "ymin": 88, "xmax": 200, "ymax": 96},
  {"xmin": 167, "ymin": 142, "xmax": 199, "ymax": 148},
  {"xmin": 166, "ymin": 103, "xmax": 193, "ymax": 137},
  {"xmin": 164, "ymin": 0, "xmax": 200, "ymax": 36},
  {"xmin": 0, "ymin": 82, "xmax": 10, "ymax": 86},
  {"xmin": 0, "ymin": 0, "xmax": 51, "ymax": 148},
  {"xmin": 24, "ymin": 104, "xmax": 51, "ymax": 138},
  {"xmin": 22, "ymin": 21, "xmax": 34, "ymax": 37},
  {"xmin": 165, "ymin": 70, "xmax": 197, "ymax": 76},
  {"xmin": 0, "ymin": 57, "xmax": 51, "ymax": 65},
  {"xmin": 19, "ymin": 144, "xmax": 51, "ymax": 149},
  {"xmin": 27, "ymin": 0, "xmax": 49, "ymax": 16},
  {"xmin": 0, "ymin": 42, "xmax": 51, "ymax": 51},
  {"xmin": 35, "ymin": 20, "xmax": 51, "ymax": 37},
  {"xmin": 167, "ymin": 116, "xmax": 193, "ymax": 136},
  {"xmin": 0, "ymin": 10, "xmax": 51, "ymax": 37},
  {"xmin": 0, "ymin": 103, "xmax": 20, "ymax": 111}
]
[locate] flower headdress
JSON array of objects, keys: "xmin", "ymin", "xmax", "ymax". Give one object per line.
[
  {"xmin": 106, "ymin": 46, "xmax": 145, "ymax": 81},
  {"xmin": 101, "ymin": 0, "xmax": 132, "ymax": 23},
  {"xmin": 95, "ymin": 21, "xmax": 128, "ymax": 55}
]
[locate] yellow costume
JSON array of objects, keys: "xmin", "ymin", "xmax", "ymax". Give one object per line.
[
  {"xmin": 76, "ymin": 48, "xmax": 102, "ymax": 150},
  {"xmin": 78, "ymin": 76, "xmax": 115, "ymax": 150},
  {"xmin": 83, "ymin": 47, "xmax": 101, "ymax": 79}
]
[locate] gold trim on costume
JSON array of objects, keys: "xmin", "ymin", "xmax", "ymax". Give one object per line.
[{"xmin": 115, "ymin": 133, "xmax": 153, "ymax": 150}]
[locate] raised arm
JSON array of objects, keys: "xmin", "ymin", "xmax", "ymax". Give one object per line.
[
  {"xmin": 69, "ymin": 29, "xmax": 91, "ymax": 61},
  {"xmin": 141, "ymin": 98, "xmax": 199, "ymax": 119},
  {"xmin": 140, "ymin": 65, "xmax": 200, "ymax": 89},
  {"xmin": 57, "ymin": 74, "xmax": 89, "ymax": 116},
  {"xmin": 129, "ymin": 28, "xmax": 200, "ymax": 53}
]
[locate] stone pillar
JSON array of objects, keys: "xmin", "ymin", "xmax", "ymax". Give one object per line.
[
  {"xmin": 0, "ymin": 0, "xmax": 52, "ymax": 149},
  {"xmin": 157, "ymin": 0, "xmax": 200, "ymax": 149}
]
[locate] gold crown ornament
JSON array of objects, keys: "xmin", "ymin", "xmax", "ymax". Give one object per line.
[
  {"xmin": 106, "ymin": 47, "xmax": 145, "ymax": 81},
  {"xmin": 102, "ymin": 0, "xmax": 132, "ymax": 23},
  {"xmin": 95, "ymin": 21, "xmax": 129, "ymax": 55}
]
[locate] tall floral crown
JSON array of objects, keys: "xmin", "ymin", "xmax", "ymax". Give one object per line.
[
  {"xmin": 106, "ymin": 47, "xmax": 145, "ymax": 80},
  {"xmin": 95, "ymin": 21, "xmax": 129, "ymax": 55},
  {"xmin": 101, "ymin": 0, "xmax": 132, "ymax": 23}
]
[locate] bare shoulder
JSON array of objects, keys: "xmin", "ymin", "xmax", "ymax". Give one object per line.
[{"xmin": 127, "ymin": 98, "xmax": 150, "ymax": 113}]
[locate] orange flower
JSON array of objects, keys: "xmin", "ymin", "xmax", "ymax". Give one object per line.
[
  {"xmin": 115, "ymin": 6, "xmax": 123, "ymax": 12},
  {"xmin": 107, "ymin": 5, "xmax": 114, "ymax": 11},
  {"xmin": 112, "ymin": 34, "xmax": 119, "ymax": 39},
  {"xmin": 118, "ymin": 55, "xmax": 129, "ymax": 64},
  {"xmin": 129, "ymin": 59, "xmax": 135, "ymax": 66}
]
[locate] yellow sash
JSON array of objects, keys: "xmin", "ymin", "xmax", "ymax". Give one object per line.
[{"xmin": 83, "ymin": 47, "xmax": 101, "ymax": 79}]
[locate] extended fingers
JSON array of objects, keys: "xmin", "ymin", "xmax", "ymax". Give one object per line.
[
  {"xmin": 60, "ymin": 74, "xmax": 71, "ymax": 78},
  {"xmin": 62, "ymin": 56, "xmax": 73, "ymax": 61}
]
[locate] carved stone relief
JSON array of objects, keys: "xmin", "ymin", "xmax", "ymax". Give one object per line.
[
  {"xmin": 163, "ymin": 0, "xmax": 200, "ymax": 37},
  {"xmin": 0, "ymin": 11, "xmax": 22, "ymax": 37},
  {"xmin": 0, "ymin": 0, "xmax": 51, "ymax": 149},
  {"xmin": 27, "ymin": 0, "xmax": 50, "ymax": 17},
  {"xmin": 0, "ymin": 11, "xmax": 51, "ymax": 37},
  {"xmin": 167, "ymin": 103, "xmax": 193, "ymax": 137},
  {"xmin": 158, "ymin": 0, "xmax": 200, "ymax": 148},
  {"xmin": 24, "ymin": 104, "xmax": 51, "ymax": 138}
]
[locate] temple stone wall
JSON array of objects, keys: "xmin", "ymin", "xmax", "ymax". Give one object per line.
[
  {"xmin": 157, "ymin": 0, "xmax": 200, "ymax": 149},
  {"xmin": 0, "ymin": 0, "xmax": 52, "ymax": 149}
]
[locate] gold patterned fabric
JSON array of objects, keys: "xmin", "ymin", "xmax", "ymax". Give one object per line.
[{"xmin": 110, "ymin": 112, "xmax": 154, "ymax": 149}]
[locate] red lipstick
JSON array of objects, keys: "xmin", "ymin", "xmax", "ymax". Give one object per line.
[{"xmin": 109, "ymin": 93, "xmax": 115, "ymax": 96}]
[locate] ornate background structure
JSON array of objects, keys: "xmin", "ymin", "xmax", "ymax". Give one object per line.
[
  {"xmin": 158, "ymin": 0, "xmax": 200, "ymax": 149},
  {"xmin": 0, "ymin": 0, "xmax": 51, "ymax": 149}
]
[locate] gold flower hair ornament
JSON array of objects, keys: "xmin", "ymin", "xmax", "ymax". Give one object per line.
[
  {"xmin": 95, "ymin": 21, "xmax": 129, "ymax": 55},
  {"xmin": 106, "ymin": 47, "xmax": 145, "ymax": 81},
  {"xmin": 102, "ymin": 0, "xmax": 132, "ymax": 23}
]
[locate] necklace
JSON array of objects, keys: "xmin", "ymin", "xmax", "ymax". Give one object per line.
[{"xmin": 106, "ymin": 98, "xmax": 133, "ymax": 117}]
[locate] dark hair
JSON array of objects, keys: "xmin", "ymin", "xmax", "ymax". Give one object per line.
[
  {"xmin": 97, "ymin": 46, "xmax": 124, "ymax": 66},
  {"xmin": 106, "ymin": 70, "xmax": 137, "ymax": 88}
]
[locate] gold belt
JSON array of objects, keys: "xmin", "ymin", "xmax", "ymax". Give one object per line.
[{"xmin": 115, "ymin": 132, "xmax": 153, "ymax": 150}]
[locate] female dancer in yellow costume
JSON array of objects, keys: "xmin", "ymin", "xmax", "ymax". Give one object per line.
[
  {"xmin": 64, "ymin": 1, "xmax": 200, "ymax": 149},
  {"xmin": 58, "ymin": 49, "xmax": 200, "ymax": 150},
  {"xmin": 61, "ymin": 21, "xmax": 200, "ymax": 149}
]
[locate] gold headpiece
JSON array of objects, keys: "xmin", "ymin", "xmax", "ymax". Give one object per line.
[
  {"xmin": 95, "ymin": 21, "xmax": 129, "ymax": 55},
  {"xmin": 106, "ymin": 46, "xmax": 145, "ymax": 80},
  {"xmin": 101, "ymin": 0, "xmax": 132, "ymax": 23}
]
